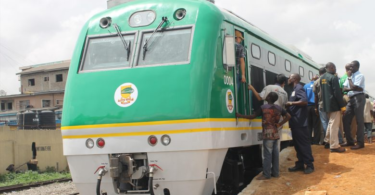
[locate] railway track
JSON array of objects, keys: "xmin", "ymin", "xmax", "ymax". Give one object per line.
[{"xmin": 0, "ymin": 178, "xmax": 72, "ymax": 194}]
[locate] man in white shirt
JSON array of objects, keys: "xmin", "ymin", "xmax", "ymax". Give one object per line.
[
  {"xmin": 248, "ymin": 74, "xmax": 288, "ymax": 109},
  {"xmin": 342, "ymin": 60, "xmax": 366, "ymax": 149}
]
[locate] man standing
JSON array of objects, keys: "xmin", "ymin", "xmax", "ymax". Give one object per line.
[
  {"xmin": 364, "ymin": 94, "xmax": 373, "ymax": 143},
  {"xmin": 342, "ymin": 60, "xmax": 366, "ymax": 149},
  {"xmin": 320, "ymin": 63, "xmax": 346, "ymax": 153},
  {"xmin": 248, "ymin": 74, "xmax": 288, "ymax": 108},
  {"xmin": 286, "ymin": 73, "xmax": 314, "ymax": 174},
  {"xmin": 340, "ymin": 64, "xmax": 356, "ymax": 142},
  {"xmin": 235, "ymin": 30, "xmax": 246, "ymax": 88},
  {"xmin": 313, "ymin": 67, "xmax": 328, "ymax": 144},
  {"xmin": 304, "ymin": 75, "xmax": 321, "ymax": 145},
  {"xmin": 248, "ymin": 74, "xmax": 288, "ymax": 151}
]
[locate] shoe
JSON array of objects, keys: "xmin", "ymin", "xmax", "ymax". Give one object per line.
[
  {"xmin": 271, "ymin": 174, "xmax": 279, "ymax": 178},
  {"xmin": 340, "ymin": 143, "xmax": 355, "ymax": 147},
  {"xmin": 304, "ymin": 167, "xmax": 314, "ymax": 174},
  {"xmin": 324, "ymin": 143, "xmax": 330, "ymax": 149},
  {"xmin": 330, "ymin": 147, "xmax": 346, "ymax": 153},
  {"xmin": 256, "ymin": 175, "xmax": 270, "ymax": 180},
  {"xmin": 350, "ymin": 145, "xmax": 364, "ymax": 150},
  {"xmin": 288, "ymin": 166, "xmax": 304, "ymax": 172}
]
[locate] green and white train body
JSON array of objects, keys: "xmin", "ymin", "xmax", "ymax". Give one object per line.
[{"xmin": 62, "ymin": 0, "xmax": 319, "ymax": 194}]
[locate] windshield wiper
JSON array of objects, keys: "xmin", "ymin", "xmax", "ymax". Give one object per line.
[
  {"xmin": 113, "ymin": 24, "xmax": 131, "ymax": 61},
  {"xmin": 142, "ymin": 17, "xmax": 168, "ymax": 60}
]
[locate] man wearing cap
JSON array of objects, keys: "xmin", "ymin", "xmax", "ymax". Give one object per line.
[{"xmin": 235, "ymin": 30, "xmax": 246, "ymax": 89}]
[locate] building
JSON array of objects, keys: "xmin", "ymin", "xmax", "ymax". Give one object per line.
[{"xmin": 0, "ymin": 60, "xmax": 70, "ymax": 128}]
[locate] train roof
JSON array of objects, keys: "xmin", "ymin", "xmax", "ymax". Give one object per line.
[{"xmin": 218, "ymin": 7, "xmax": 320, "ymax": 69}]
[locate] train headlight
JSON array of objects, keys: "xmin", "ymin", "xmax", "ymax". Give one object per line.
[
  {"xmin": 129, "ymin": 10, "xmax": 156, "ymax": 27},
  {"xmin": 96, "ymin": 138, "xmax": 105, "ymax": 148},
  {"xmin": 161, "ymin": 135, "xmax": 171, "ymax": 146},
  {"xmin": 147, "ymin": 12, "xmax": 156, "ymax": 23},
  {"xmin": 148, "ymin": 135, "xmax": 157, "ymax": 146},
  {"xmin": 132, "ymin": 14, "xmax": 142, "ymax": 25},
  {"xmin": 174, "ymin": 8, "xmax": 186, "ymax": 20},
  {"xmin": 86, "ymin": 138, "xmax": 94, "ymax": 149}
]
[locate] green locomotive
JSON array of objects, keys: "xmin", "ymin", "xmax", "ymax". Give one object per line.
[{"xmin": 62, "ymin": 0, "xmax": 319, "ymax": 194}]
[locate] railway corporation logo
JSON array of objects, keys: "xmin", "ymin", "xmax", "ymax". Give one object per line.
[
  {"xmin": 114, "ymin": 83, "xmax": 138, "ymax": 107},
  {"xmin": 226, "ymin": 89, "xmax": 234, "ymax": 113}
]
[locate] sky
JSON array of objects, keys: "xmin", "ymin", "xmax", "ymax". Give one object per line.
[{"xmin": 0, "ymin": 0, "xmax": 374, "ymax": 96}]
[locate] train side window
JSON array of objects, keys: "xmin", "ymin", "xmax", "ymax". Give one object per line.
[
  {"xmin": 308, "ymin": 71, "xmax": 313, "ymax": 80},
  {"xmin": 251, "ymin": 44, "xmax": 261, "ymax": 59},
  {"xmin": 285, "ymin": 60, "xmax": 291, "ymax": 72},
  {"xmin": 299, "ymin": 66, "xmax": 304, "ymax": 77},
  {"xmin": 268, "ymin": 52, "xmax": 276, "ymax": 66},
  {"xmin": 266, "ymin": 70, "xmax": 277, "ymax": 86},
  {"xmin": 250, "ymin": 65, "xmax": 264, "ymax": 113}
]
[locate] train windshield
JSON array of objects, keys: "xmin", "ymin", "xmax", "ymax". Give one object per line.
[
  {"xmin": 80, "ymin": 34, "xmax": 135, "ymax": 71},
  {"xmin": 137, "ymin": 27, "xmax": 192, "ymax": 66}
]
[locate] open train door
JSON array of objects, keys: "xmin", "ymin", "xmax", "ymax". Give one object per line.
[
  {"xmin": 233, "ymin": 29, "xmax": 250, "ymax": 116},
  {"xmin": 222, "ymin": 29, "xmax": 250, "ymax": 118}
]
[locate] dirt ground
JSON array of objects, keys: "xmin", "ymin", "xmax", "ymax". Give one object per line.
[{"xmin": 251, "ymin": 139, "xmax": 375, "ymax": 195}]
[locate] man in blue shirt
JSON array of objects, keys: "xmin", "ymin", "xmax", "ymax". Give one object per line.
[
  {"xmin": 304, "ymin": 75, "xmax": 321, "ymax": 145},
  {"xmin": 341, "ymin": 60, "xmax": 366, "ymax": 149},
  {"xmin": 286, "ymin": 73, "xmax": 314, "ymax": 174}
]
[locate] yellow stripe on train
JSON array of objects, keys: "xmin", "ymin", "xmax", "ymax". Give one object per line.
[
  {"xmin": 61, "ymin": 118, "xmax": 263, "ymax": 130},
  {"xmin": 62, "ymin": 126, "xmax": 266, "ymax": 139}
]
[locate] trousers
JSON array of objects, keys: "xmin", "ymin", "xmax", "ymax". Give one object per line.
[
  {"xmin": 262, "ymin": 139, "xmax": 279, "ymax": 178},
  {"xmin": 291, "ymin": 126, "xmax": 314, "ymax": 168},
  {"xmin": 307, "ymin": 105, "xmax": 321, "ymax": 144},
  {"xmin": 343, "ymin": 94, "xmax": 365, "ymax": 146},
  {"xmin": 324, "ymin": 111, "xmax": 341, "ymax": 149}
]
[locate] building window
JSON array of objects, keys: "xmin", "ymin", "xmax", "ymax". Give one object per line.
[
  {"xmin": 285, "ymin": 60, "xmax": 291, "ymax": 72},
  {"xmin": 1, "ymin": 103, "xmax": 5, "ymax": 111},
  {"xmin": 7, "ymin": 103, "xmax": 12, "ymax": 110},
  {"xmin": 28, "ymin": 79, "xmax": 35, "ymax": 86},
  {"xmin": 56, "ymin": 100, "xmax": 64, "ymax": 105},
  {"xmin": 299, "ymin": 66, "xmax": 304, "ymax": 77},
  {"xmin": 19, "ymin": 100, "xmax": 30, "ymax": 110},
  {"xmin": 268, "ymin": 51, "xmax": 276, "ymax": 66},
  {"xmin": 251, "ymin": 44, "xmax": 261, "ymax": 59},
  {"xmin": 42, "ymin": 100, "xmax": 51, "ymax": 108},
  {"xmin": 44, "ymin": 77, "xmax": 49, "ymax": 81},
  {"xmin": 56, "ymin": 74, "xmax": 63, "ymax": 82}
]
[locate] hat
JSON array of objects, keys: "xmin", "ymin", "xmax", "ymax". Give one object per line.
[{"xmin": 235, "ymin": 31, "xmax": 244, "ymax": 40}]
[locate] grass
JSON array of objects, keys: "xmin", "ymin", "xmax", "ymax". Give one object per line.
[{"xmin": 0, "ymin": 171, "xmax": 71, "ymax": 187}]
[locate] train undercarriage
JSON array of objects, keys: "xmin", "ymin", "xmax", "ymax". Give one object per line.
[{"xmin": 92, "ymin": 145, "xmax": 263, "ymax": 195}]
